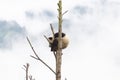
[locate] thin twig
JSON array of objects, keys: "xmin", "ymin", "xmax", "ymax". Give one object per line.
[
  {"xmin": 62, "ymin": 10, "xmax": 68, "ymax": 16},
  {"xmin": 29, "ymin": 75, "xmax": 32, "ymax": 80},
  {"xmin": 53, "ymin": 51, "xmax": 57, "ymax": 60},
  {"xmin": 65, "ymin": 78, "xmax": 67, "ymax": 80},
  {"xmin": 50, "ymin": 24, "xmax": 55, "ymax": 39},
  {"xmin": 23, "ymin": 63, "xmax": 29, "ymax": 80},
  {"xmin": 44, "ymin": 35, "xmax": 51, "ymax": 43},
  {"xmin": 26, "ymin": 37, "xmax": 40, "ymax": 59},
  {"xmin": 30, "ymin": 54, "xmax": 56, "ymax": 74},
  {"xmin": 22, "ymin": 67, "xmax": 26, "ymax": 71},
  {"xmin": 30, "ymin": 55, "xmax": 39, "ymax": 60},
  {"xmin": 29, "ymin": 75, "xmax": 35, "ymax": 80},
  {"xmin": 50, "ymin": 24, "xmax": 57, "ymax": 60},
  {"xmin": 35, "ymin": 55, "xmax": 56, "ymax": 75},
  {"xmin": 26, "ymin": 36, "xmax": 56, "ymax": 75},
  {"xmin": 23, "ymin": 65, "xmax": 27, "ymax": 68}
]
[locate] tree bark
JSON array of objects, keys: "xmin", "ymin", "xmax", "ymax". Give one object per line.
[{"xmin": 56, "ymin": 0, "xmax": 62, "ymax": 80}]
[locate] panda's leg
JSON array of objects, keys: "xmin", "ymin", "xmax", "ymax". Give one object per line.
[{"xmin": 51, "ymin": 39, "xmax": 58, "ymax": 51}]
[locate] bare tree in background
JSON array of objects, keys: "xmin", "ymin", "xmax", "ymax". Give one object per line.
[{"xmin": 23, "ymin": 63, "xmax": 35, "ymax": 80}]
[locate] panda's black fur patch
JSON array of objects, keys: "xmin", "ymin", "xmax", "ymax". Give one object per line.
[
  {"xmin": 48, "ymin": 37, "xmax": 53, "ymax": 40},
  {"xmin": 51, "ymin": 39, "xmax": 58, "ymax": 51},
  {"xmin": 54, "ymin": 32, "xmax": 65, "ymax": 38}
]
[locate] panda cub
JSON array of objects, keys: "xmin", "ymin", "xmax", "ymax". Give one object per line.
[{"xmin": 48, "ymin": 32, "xmax": 69, "ymax": 51}]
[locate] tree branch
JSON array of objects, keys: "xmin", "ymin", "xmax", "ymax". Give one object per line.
[
  {"xmin": 53, "ymin": 51, "xmax": 57, "ymax": 60},
  {"xmin": 62, "ymin": 10, "xmax": 68, "ymax": 16},
  {"xmin": 23, "ymin": 63, "xmax": 29, "ymax": 80},
  {"xmin": 29, "ymin": 75, "xmax": 35, "ymax": 80},
  {"xmin": 44, "ymin": 35, "xmax": 51, "ymax": 44},
  {"xmin": 30, "ymin": 55, "xmax": 39, "ymax": 60},
  {"xmin": 26, "ymin": 36, "xmax": 56, "ymax": 75},
  {"xmin": 65, "ymin": 78, "xmax": 67, "ymax": 80},
  {"xmin": 50, "ymin": 24, "xmax": 55, "ymax": 39}
]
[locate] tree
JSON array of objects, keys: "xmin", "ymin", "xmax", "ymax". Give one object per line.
[{"xmin": 25, "ymin": 0, "xmax": 68, "ymax": 80}]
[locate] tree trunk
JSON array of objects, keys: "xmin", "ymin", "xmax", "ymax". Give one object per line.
[{"xmin": 56, "ymin": 0, "xmax": 62, "ymax": 80}]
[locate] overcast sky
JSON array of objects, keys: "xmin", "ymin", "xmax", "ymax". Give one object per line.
[{"xmin": 0, "ymin": 0, "xmax": 120, "ymax": 80}]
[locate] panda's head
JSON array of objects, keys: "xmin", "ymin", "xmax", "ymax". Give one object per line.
[{"xmin": 48, "ymin": 32, "xmax": 65, "ymax": 43}]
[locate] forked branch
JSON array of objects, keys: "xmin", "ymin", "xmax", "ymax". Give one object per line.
[
  {"xmin": 29, "ymin": 75, "xmax": 35, "ymax": 80},
  {"xmin": 26, "ymin": 36, "xmax": 56, "ymax": 75},
  {"xmin": 23, "ymin": 63, "xmax": 29, "ymax": 80}
]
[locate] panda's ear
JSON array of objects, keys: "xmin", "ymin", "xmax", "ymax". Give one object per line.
[
  {"xmin": 54, "ymin": 32, "xmax": 66, "ymax": 38},
  {"xmin": 54, "ymin": 32, "xmax": 59, "ymax": 38},
  {"xmin": 48, "ymin": 37, "xmax": 53, "ymax": 40},
  {"xmin": 62, "ymin": 33, "xmax": 65, "ymax": 37}
]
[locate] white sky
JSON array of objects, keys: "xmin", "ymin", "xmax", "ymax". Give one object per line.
[{"xmin": 0, "ymin": 0, "xmax": 120, "ymax": 80}]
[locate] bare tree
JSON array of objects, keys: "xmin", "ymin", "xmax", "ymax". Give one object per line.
[
  {"xmin": 23, "ymin": 63, "xmax": 29, "ymax": 80},
  {"xmin": 26, "ymin": 0, "xmax": 68, "ymax": 80},
  {"xmin": 23, "ymin": 63, "xmax": 35, "ymax": 80},
  {"xmin": 29, "ymin": 75, "xmax": 35, "ymax": 80}
]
